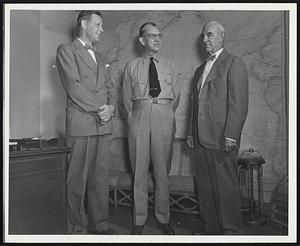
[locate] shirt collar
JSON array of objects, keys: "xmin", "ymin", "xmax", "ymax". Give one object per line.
[
  {"xmin": 77, "ymin": 37, "xmax": 95, "ymax": 51},
  {"xmin": 143, "ymin": 52, "xmax": 160, "ymax": 62}
]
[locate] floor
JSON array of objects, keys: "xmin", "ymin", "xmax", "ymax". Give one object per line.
[{"xmin": 107, "ymin": 205, "xmax": 288, "ymax": 235}]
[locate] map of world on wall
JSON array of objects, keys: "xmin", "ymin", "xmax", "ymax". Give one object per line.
[{"xmin": 93, "ymin": 10, "xmax": 286, "ymax": 182}]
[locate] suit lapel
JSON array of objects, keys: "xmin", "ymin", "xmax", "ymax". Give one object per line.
[
  {"xmin": 94, "ymin": 52, "xmax": 102, "ymax": 87},
  {"xmin": 204, "ymin": 62, "xmax": 217, "ymax": 84},
  {"xmin": 201, "ymin": 49, "xmax": 229, "ymax": 86},
  {"xmin": 73, "ymin": 39, "xmax": 98, "ymax": 76}
]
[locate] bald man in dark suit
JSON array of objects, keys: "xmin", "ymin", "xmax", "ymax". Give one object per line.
[{"xmin": 188, "ymin": 21, "xmax": 249, "ymax": 235}]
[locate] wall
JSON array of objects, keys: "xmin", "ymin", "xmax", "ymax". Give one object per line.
[
  {"xmin": 39, "ymin": 11, "xmax": 75, "ymax": 138},
  {"xmin": 10, "ymin": 10, "xmax": 75, "ymax": 139},
  {"xmin": 97, "ymin": 10, "xmax": 287, "ymax": 201},
  {"xmin": 10, "ymin": 10, "xmax": 41, "ymax": 138},
  {"xmin": 9, "ymin": 10, "xmax": 287, "ymax": 202}
]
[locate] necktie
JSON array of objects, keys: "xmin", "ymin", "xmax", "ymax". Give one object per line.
[
  {"xmin": 206, "ymin": 54, "xmax": 216, "ymax": 62},
  {"xmin": 84, "ymin": 43, "xmax": 96, "ymax": 52},
  {"xmin": 149, "ymin": 57, "xmax": 161, "ymax": 97}
]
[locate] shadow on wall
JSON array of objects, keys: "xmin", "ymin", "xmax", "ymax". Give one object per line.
[
  {"xmin": 40, "ymin": 55, "xmax": 67, "ymax": 139},
  {"xmin": 111, "ymin": 137, "xmax": 132, "ymax": 172}
]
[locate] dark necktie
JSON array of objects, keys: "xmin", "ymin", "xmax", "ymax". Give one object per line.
[
  {"xmin": 84, "ymin": 43, "xmax": 96, "ymax": 52},
  {"xmin": 149, "ymin": 57, "xmax": 161, "ymax": 97}
]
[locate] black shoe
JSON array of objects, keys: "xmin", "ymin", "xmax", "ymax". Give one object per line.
[
  {"xmin": 89, "ymin": 228, "xmax": 118, "ymax": 235},
  {"xmin": 131, "ymin": 225, "xmax": 144, "ymax": 235},
  {"xmin": 160, "ymin": 223, "xmax": 175, "ymax": 235}
]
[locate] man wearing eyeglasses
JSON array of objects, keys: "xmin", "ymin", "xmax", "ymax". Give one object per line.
[{"xmin": 122, "ymin": 22, "xmax": 180, "ymax": 235}]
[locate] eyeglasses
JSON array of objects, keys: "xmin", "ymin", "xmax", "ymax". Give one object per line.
[{"xmin": 143, "ymin": 33, "xmax": 163, "ymax": 40}]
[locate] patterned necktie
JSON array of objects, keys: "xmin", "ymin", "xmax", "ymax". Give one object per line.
[
  {"xmin": 84, "ymin": 43, "xmax": 96, "ymax": 52},
  {"xmin": 149, "ymin": 57, "xmax": 161, "ymax": 98}
]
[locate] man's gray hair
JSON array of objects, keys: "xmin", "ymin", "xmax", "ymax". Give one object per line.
[{"xmin": 206, "ymin": 21, "xmax": 226, "ymax": 35}]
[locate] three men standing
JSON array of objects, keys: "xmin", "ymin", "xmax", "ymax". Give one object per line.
[
  {"xmin": 122, "ymin": 22, "xmax": 180, "ymax": 235},
  {"xmin": 56, "ymin": 11, "xmax": 117, "ymax": 235},
  {"xmin": 188, "ymin": 21, "xmax": 249, "ymax": 235},
  {"xmin": 57, "ymin": 12, "xmax": 248, "ymax": 236}
]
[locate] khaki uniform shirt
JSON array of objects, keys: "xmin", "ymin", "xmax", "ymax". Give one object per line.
[{"xmin": 123, "ymin": 53, "xmax": 181, "ymax": 116}]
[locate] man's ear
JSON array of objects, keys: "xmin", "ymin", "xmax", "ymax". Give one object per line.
[
  {"xmin": 221, "ymin": 31, "xmax": 225, "ymax": 41},
  {"xmin": 139, "ymin": 36, "xmax": 145, "ymax": 46},
  {"xmin": 81, "ymin": 19, "xmax": 87, "ymax": 30}
]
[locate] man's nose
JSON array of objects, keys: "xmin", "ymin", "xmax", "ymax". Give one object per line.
[
  {"xmin": 203, "ymin": 35, "xmax": 208, "ymax": 42},
  {"xmin": 99, "ymin": 26, "xmax": 104, "ymax": 32}
]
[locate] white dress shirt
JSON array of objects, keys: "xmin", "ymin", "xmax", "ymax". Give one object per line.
[
  {"xmin": 77, "ymin": 37, "xmax": 97, "ymax": 64},
  {"xmin": 200, "ymin": 48, "xmax": 224, "ymax": 92}
]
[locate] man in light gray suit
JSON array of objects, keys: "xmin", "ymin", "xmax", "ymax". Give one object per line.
[
  {"xmin": 56, "ymin": 11, "xmax": 117, "ymax": 235},
  {"xmin": 188, "ymin": 21, "xmax": 249, "ymax": 235}
]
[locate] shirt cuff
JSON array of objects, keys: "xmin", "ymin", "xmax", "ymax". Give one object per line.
[{"xmin": 225, "ymin": 137, "xmax": 236, "ymax": 142}]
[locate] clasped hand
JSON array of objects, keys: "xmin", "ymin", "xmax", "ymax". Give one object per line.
[{"xmin": 97, "ymin": 104, "xmax": 115, "ymax": 124}]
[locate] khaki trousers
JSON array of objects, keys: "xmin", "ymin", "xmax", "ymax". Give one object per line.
[
  {"xmin": 128, "ymin": 103, "xmax": 175, "ymax": 225},
  {"xmin": 66, "ymin": 134, "xmax": 111, "ymax": 234}
]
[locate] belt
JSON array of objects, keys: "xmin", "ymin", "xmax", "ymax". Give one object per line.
[{"xmin": 133, "ymin": 98, "xmax": 172, "ymax": 105}]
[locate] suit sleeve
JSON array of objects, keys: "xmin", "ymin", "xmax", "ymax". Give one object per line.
[
  {"xmin": 224, "ymin": 58, "xmax": 249, "ymax": 141},
  {"xmin": 122, "ymin": 63, "xmax": 133, "ymax": 120},
  {"xmin": 56, "ymin": 44, "xmax": 102, "ymax": 112},
  {"xmin": 187, "ymin": 69, "xmax": 198, "ymax": 137}
]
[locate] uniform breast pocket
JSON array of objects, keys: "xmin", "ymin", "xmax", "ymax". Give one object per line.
[
  {"xmin": 158, "ymin": 72, "xmax": 173, "ymax": 96},
  {"xmin": 132, "ymin": 77, "xmax": 147, "ymax": 97}
]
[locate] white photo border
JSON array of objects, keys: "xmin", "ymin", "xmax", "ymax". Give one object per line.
[{"xmin": 3, "ymin": 3, "xmax": 297, "ymax": 243}]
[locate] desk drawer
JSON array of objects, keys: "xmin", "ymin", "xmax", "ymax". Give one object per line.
[{"xmin": 9, "ymin": 150, "xmax": 69, "ymax": 234}]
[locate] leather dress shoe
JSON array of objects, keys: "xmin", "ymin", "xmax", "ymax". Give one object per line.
[
  {"xmin": 89, "ymin": 228, "xmax": 118, "ymax": 235},
  {"xmin": 131, "ymin": 225, "xmax": 144, "ymax": 235},
  {"xmin": 159, "ymin": 223, "xmax": 175, "ymax": 235}
]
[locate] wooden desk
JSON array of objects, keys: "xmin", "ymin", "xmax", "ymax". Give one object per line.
[{"xmin": 9, "ymin": 147, "xmax": 70, "ymax": 234}]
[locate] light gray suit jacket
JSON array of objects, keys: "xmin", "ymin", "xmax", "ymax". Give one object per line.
[
  {"xmin": 192, "ymin": 49, "xmax": 249, "ymax": 150},
  {"xmin": 56, "ymin": 38, "xmax": 117, "ymax": 136}
]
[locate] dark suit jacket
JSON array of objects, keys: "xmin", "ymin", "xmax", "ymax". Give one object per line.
[
  {"xmin": 56, "ymin": 38, "xmax": 117, "ymax": 136},
  {"xmin": 192, "ymin": 49, "xmax": 249, "ymax": 150}
]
